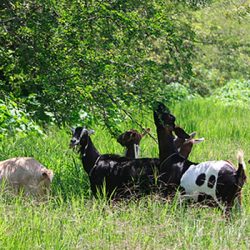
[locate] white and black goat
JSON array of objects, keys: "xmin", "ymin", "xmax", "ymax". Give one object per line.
[
  {"xmin": 180, "ymin": 150, "xmax": 246, "ymax": 212},
  {"xmin": 117, "ymin": 128, "xmax": 150, "ymax": 159},
  {"xmin": 154, "ymin": 102, "xmax": 247, "ymax": 214},
  {"xmin": 70, "ymin": 127, "xmax": 160, "ymax": 198}
]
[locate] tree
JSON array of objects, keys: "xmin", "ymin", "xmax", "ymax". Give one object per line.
[{"xmin": 0, "ymin": 0, "xmax": 195, "ymax": 133}]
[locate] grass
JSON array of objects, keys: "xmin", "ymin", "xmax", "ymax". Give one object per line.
[{"xmin": 1, "ymin": 98, "xmax": 250, "ymax": 249}]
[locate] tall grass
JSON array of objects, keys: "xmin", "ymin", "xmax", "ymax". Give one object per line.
[{"xmin": 0, "ymin": 99, "xmax": 250, "ymax": 249}]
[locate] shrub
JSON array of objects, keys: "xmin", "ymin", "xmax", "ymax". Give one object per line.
[
  {"xmin": 211, "ymin": 79, "xmax": 250, "ymax": 106},
  {"xmin": 0, "ymin": 99, "xmax": 43, "ymax": 139},
  {"xmin": 156, "ymin": 82, "xmax": 197, "ymax": 104}
]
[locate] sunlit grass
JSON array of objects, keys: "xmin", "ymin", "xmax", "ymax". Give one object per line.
[{"xmin": 0, "ymin": 98, "xmax": 250, "ymax": 249}]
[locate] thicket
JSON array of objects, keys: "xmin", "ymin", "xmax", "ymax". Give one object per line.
[
  {"xmin": 0, "ymin": 0, "xmax": 195, "ymax": 125},
  {"xmin": 191, "ymin": 0, "xmax": 250, "ymax": 94},
  {"xmin": 0, "ymin": 98, "xmax": 42, "ymax": 139},
  {"xmin": 1, "ymin": 0, "xmax": 250, "ymax": 137}
]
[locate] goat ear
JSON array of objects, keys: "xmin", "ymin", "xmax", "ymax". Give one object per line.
[
  {"xmin": 42, "ymin": 172, "xmax": 49, "ymax": 179},
  {"xmin": 130, "ymin": 132, "xmax": 136, "ymax": 139},
  {"xmin": 88, "ymin": 129, "xmax": 95, "ymax": 135},
  {"xmin": 71, "ymin": 127, "xmax": 75, "ymax": 134},
  {"xmin": 189, "ymin": 131, "xmax": 196, "ymax": 139},
  {"xmin": 41, "ymin": 170, "xmax": 54, "ymax": 182},
  {"xmin": 193, "ymin": 138, "xmax": 204, "ymax": 144}
]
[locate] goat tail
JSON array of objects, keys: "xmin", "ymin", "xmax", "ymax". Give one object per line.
[
  {"xmin": 236, "ymin": 150, "xmax": 247, "ymax": 186},
  {"xmin": 237, "ymin": 150, "xmax": 246, "ymax": 170}
]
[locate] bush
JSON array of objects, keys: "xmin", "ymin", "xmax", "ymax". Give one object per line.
[
  {"xmin": 156, "ymin": 82, "xmax": 197, "ymax": 104},
  {"xmin": 0, "ymin": 99, "xmax": 43, "ymax": 139},
  {"xmin": 211, "ymin": 79, "xmax": 250, "ymax": 106}
]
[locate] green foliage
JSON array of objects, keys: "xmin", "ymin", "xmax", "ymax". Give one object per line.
[
  {"xmin": 191, "ymin": 0, "xmax": 250, "ymax": 93},
  {"xmin": 155, "ymin": 82, "xmax": 196, "ymax": 104},
  {"xmin": 211, "ymin": 79, "xmax": 250, "ymax": 106},
  {"xmin": 1, "ymin": 0, "xmax": 249, "ymax": 134},
  {"xmin": 176, "ymin": 0, "xmax": 214, "ymax": 9},
  {"xmin": 0, "ymin": 0, "xmax": 196, "ymax": 125},
  {"xmin": 0, "ymin": 99, "xmax": 250, "ymax": 248},
  {"xmin": 0, "ymin": 98, "xmax": 43, "ymax": 139}
]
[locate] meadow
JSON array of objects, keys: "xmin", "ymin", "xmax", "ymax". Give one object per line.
[{"xmin": 1, "ymin": 98, "xmax": 250, "ymax": 249}]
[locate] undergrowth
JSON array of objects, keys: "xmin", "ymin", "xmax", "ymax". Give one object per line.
[{"xmin": 0, "ymin": 98, "xmax": 250, "ymax": 249}]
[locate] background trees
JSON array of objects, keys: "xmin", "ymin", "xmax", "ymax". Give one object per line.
[
  {"xmin": 0, "ymin": 0, "xmax": 195, "ymax": 125},
  {"xmin": 1, "ymin": 0, "xmax": 250, "ymax": 136}
]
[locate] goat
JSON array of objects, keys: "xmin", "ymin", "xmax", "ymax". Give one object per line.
[
  {"xmin": 70, "ymin": 127, "xmax": 160, "ymax": 198},
  {"xmin": 70, "ymin": 127, "xmax": 99, "ymax": 175},
  {"xmin": 179, "ymin": 150, "xmax": 247, "ymax": 214},
  {"xmin": 174, "ymin": 130, "xmax": 197, "ymax": 151},
  {"xmin": 70, "ymin": 119, "xmax": 198, "ymax": 198},
  {"xmin": 117, "ymin": 128, "xmax": 150, "ymax": 158},
  {"xmin": 0, "ymin": 157, "xmax": 53, "ymax": 197},
  {"xmin": 117, "ymin": 128, "xmax": 195, "ymax": 159},
  {"xmin": 153, "ymin": 102, "xmax": 177, "ymax": 162},
  {"xmin": 154, "ymin": 102, "xmax": 247, "ymax": 214},
  {"xmin": 153, "ymin": 102, "xmax": 202, "ymax": 193},
  {"xmin": 153, "ymin": 103, "xmax": 196, "ymax": 160}
]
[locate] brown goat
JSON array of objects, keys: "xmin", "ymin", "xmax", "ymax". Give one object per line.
[{"xmin": 117, "ymin": 128, "xmax": 150, "ymax": 158}]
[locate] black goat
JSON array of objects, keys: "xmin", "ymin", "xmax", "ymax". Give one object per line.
[
  {"xmin": 70, "ymin": 127, "xmax": 99, "ymax": 175},
  {"xmin": 154, "ymin": 102, "xmax": 247, "ymax": 214},
  {"xmin": 153, "ymin": 103, "xmax": 203, "ymax": 195},
  {"xmin": 70, "ymin": 127, "xmax": 160, "ymax": 198}
]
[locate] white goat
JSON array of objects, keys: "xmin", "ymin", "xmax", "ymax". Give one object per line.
[{"xmin": 0, "ymin": 157, "xmax": 53, "ymax": 197}]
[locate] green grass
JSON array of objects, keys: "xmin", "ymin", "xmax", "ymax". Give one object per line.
[{"xmin": 1, "ymin": 98, "xmax": 250, "ymax": 249}]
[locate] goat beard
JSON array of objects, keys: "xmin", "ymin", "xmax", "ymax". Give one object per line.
[{"xmin": 69, "ymin": 144, "xmax": 80, "ymax": 152}]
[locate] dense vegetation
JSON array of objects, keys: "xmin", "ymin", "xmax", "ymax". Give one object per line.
[
  {"xmin": 1, "ymin": 0, "xmax": 250, "ymax": 134},
  {"xmin": 1, "ymin": 0, "xmax": 196, "ymax": 126},
  {"xmin": 1, "ymin": 0, "xmax": 250, "ymax": 248},
  {"xmin": 1, "ymin": 99, "xmax": 250, "ymax": 249},
  {"xmin": 191, "ymin": 0, "xmax": 250, "ymax": 94}
]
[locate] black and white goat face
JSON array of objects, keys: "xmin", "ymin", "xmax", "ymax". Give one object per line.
[{"xmin": 69, "ymin": 127, "xmax": 94, "ymax": 148}]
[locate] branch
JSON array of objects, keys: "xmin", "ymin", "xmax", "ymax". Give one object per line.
[{"xmin": 105, "ymin": 92, "xmax": 158, "ymax": 144}]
